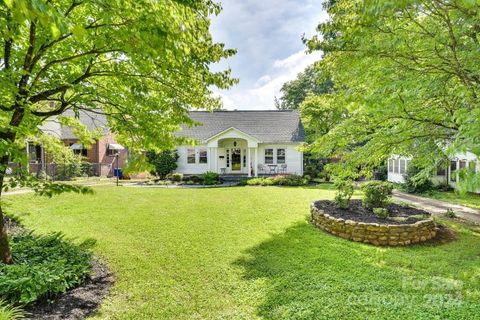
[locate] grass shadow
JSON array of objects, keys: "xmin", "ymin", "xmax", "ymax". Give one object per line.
[{"xmin": 234, "ymin": 220, "xmax": 480, "ymax": 319}]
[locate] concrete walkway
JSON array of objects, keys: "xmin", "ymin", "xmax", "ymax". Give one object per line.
[
  {"xmin": 2, "ymin": 189, "xmax": 34, "ymax": 196},
  {"xmin": 393, "ymin": 190, "xmax": 480, "ymax": 224},
  {"xmin": 125, "ymin": 181, "xmax": 239, "ymax": 189},
  {"xmin": 2, "ymin": 182, "xmax": 118, "ymax": 197}
]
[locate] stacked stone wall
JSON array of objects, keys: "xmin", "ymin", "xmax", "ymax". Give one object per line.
[{"xmin": 311, "ymin": 202, "xmax": 437, "ymax": 246}]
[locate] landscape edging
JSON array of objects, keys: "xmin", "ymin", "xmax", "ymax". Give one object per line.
[{"xmin": 310, "ymin": 202, "xmax": 437, "ymax": 246}]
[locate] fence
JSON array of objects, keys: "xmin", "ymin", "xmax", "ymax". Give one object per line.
[{"xmin": 8, "ymin": 162, "xmax": 117, "ymax": 180}]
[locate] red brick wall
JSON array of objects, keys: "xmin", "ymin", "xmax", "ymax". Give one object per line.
[
  {"xmin": 14, "ymin": 135, "xmax": 128, "ymax": 178},
  {"xmin": 98, "ymin": 134, "xmax": 126, "ymax": 164},
  {"xmin": 59, "ymin": 134, "xmax": 127, "ymax": 177}
]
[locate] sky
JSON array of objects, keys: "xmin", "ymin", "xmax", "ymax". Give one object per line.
[{"xmin": 210, "ymin": 1, "xmax": 328, "ymax": 110}]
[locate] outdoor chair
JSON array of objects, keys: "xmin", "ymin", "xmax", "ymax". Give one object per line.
[
  {"xmin": 258, "ymin": 164, "xmax": 267, "ymax": 174},
  {"xmin": 279, "ymin": 164, "xmax": 287, "ymax": 174}
]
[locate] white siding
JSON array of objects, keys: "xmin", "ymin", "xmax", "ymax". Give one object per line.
[
  {"xmin": 176, "ymin": 145, "xmax": 209, "ymax": 174},
  {"xmin": 448, "ymin": 152, "xmax": 480, "ymax": 193},
  {"xmin": 257, "ymin": 144, "xmax": 303, "ymax": 175},
  {"xmin": 387, "ymin": 156, "xmax": 410, "ymax": 184},
  {"xmin": 388, "ymin": 172, "xmax": 406, "ymax": 184},
  {"xmin": 175, "ymin": 143, "xmax": 304, "ymax": 176},
  {"xmin": 387, "ymin": 153, "xmax": 480, "ymax": 194}
]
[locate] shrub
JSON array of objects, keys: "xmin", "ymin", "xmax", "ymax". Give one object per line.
[
  {"xmin": 80, "ymin": 162, "xmax": 95, "ymax": 177},
  {"xmin": 202, "ymin": 171, "xmax": 220, "ymax": 185},
  {"xmin": 54, "ymin": 162, "xmax": 83, "ymax": 181},
  {"xmin": 170, "ymin": 172, "xmax": 183, "ymax": 182},
  {"xmin": 445, "ymin": 208, "xmax": 456, "ymax": 218},
  {"xmin": 403, "ymin": 165, "xmax": 433, "ymax": 193},
  {"xmin": 246, "ymin": 177, "xmax": 272, "ymax": 186},
  {"xmin": 0, "ymin": 233, "xmax": 93, "ymax": 305},
  {"xmin": 188, "ymin": 175, "xmax": 203, "ymax": 184},
  {"xmin": 361, "ymin": 181, "xmax": 393, "ymax": 209},
  {"xmin": 272, "ymin": 175, "xmax": 308, "ymax": 186},
  {"xmin": 316, "ymin": 170, "xmax": 331, "ymax": 182},
  {"xmin": 245, "ymin": 175, "xmax": 308, "ymax": 186},
  {"xmin": 374, "ymin": 165, "xmax": 388, "ymax": 181},
  {"xmin": 435, "ymin": 182, "xmax": 453, "ymax": 192},
  {"xmin": 146, "ymin": 150, "xmax": 178, "ymax": 179},
  {"xmin": 398, "ymin": 201, "xmax": 410, "ymax": 208},
  {"xmin": 373, "ymin": 207, "xmax": 389, "ymax": 219},
  {"xmin": 333, "ymin": 179, "xmax": 354, "ymax": 209},
  {"xmin": 0, "ymin": 300, "xmax": 24, "ymax": 320},
  {"xmin": 303, "ymin": 155, "xmax": 329, "ymax": 180},
  {"xmin": 271, "ymin": 175, "xmax": 288, "ymax": 185},
  {"xmin": 236, "ymin": 179, "xmax": 248, "ymax": 186}
]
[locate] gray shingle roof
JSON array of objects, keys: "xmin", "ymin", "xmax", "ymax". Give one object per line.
[
  {"xmin": 40, "ymin": 109, "xmax": 109, "ymax": 140},
  {"xmin": 60, "ymin": 110, "xmax": 109, "ymax": 139},
  {"xmin": 177, "ymin": 110, "xmax": 305, "ymax": 143}
]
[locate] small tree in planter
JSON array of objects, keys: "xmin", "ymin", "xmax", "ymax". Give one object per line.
[
  {"xmin": 333, "ymin": 179, "xmax": 354, "ymax": 209},
  {"xmin": 361, "ymin": 181, "xmax": 393, "ymax": 217}
]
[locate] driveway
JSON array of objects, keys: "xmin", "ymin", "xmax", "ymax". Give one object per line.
[{"xmin": 393, "ymin": 190, "xmax": 480, "ymax": 224}]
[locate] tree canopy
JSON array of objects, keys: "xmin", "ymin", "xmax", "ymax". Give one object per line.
[
  {"xmin": 0, "ymin": 0, "xmax": 236, "ymax": 263},
  {"xmin": 275, "ymin": 64, "xmax": 332, "ymax": 110},
  {"xmin": 304, "ymin": 0, "xmax": 480, "ymax": 178}
]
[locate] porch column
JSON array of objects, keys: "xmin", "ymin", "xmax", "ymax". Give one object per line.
[
  {"xmin": 254, "ymin": 147, "xmax": 258, "ymax": 177},
  {"xmin": 247, "ymin": 148, "xmax": 251, "ymax": 177},
  {"xmin": 208, "ymin": 147, "xmax": 216, "ymax": 172}
]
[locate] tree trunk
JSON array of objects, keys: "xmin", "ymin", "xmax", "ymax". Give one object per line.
[{"xmin": 0, "ymin": 155, "xmax": 13, "ymax": 264}]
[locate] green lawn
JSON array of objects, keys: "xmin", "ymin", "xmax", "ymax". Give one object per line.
[
  {"xmin": 4, "ymin": 186, "xmax": 480, "ymax": 319},
  {"xmin": 419, "ymin": 190, "xmax": 480, "ymax": 209}
]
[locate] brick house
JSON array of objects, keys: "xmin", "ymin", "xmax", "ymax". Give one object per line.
[{"xmin": 18, "ymin": 110, "xmax": 127, "ymax": 178}]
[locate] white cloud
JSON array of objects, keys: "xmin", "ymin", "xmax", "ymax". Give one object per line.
[
  {"xmin": 210, "ymin": 0, "xmax": 328, "ymax": 110},
  {"xmin": 218, "ymin": 50, "xmax": 322, "ymax": 110},
  {"xmin": 215, "ymin": 92, "xmax": 236, "ymax": 110},
  {"xmin": 255, "ymin": 75, "xmax": 272, "ymax": 87}
]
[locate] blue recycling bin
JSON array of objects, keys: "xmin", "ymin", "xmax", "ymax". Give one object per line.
[{"xmin": 113, "ymin": 168, "xmax": 123, "ymax": 178}]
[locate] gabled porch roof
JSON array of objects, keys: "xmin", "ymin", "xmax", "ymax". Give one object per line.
[{"xmin": 204, "ymin": 127, "xmax": 260, "ymax": 148}]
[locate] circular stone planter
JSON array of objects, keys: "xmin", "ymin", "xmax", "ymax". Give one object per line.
[{"xmin": 310, "ymin": 200, "xmax": 437, "ymax": 246}]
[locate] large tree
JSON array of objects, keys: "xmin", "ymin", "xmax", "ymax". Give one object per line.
[
  {"xmin": 305, "ymin": 0, "xmax": 480, "ymax": 178},
  {"xmin": 0, "ymin": 0, "xmax": 235, "ymax": 263},
  {"xmin": 275, "ymin": 64, "xmax": 332, "ymax": 110}
]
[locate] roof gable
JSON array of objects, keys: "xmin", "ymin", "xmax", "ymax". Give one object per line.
[
  {"xmin": 177, "ymin": 110, "xmax": 305, "ymax": 143},
  {"xmin": 205, "ymin": 127, "xmax": 261, "ymax": 142}
]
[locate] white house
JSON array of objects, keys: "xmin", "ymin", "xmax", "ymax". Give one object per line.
[
  {"xmin": 175, "ymin": 110, "xmax": 305, "ymax": 177},
  {"xmin": 387, "ymin": 152, "xmax": 480, "ymax": 192}
]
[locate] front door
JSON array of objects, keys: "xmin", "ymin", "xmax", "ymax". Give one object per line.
[{"xmin": 231, "ymin": 148, "xmax": 241, "ymax": 172}]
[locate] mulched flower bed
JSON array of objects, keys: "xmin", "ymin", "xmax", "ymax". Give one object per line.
[
  {"xmin": 25, "ymin": 258, "xmax": 114, "ymax": 320},
  {"xmin": 3, "ymin": 216, "xmax": 115, "ymax": 320},
  {"xmin": 314, "ymin": 199, "xmax": 431, "ymax": 225}
]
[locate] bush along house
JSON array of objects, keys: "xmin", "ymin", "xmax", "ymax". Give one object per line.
[
  {"xmin": 175, "ymin": 110, "xmax": 305, "ymax": 177},
  {"xmin": 387, "ymin": 152, "xmax": 480, "ymax": 193},
  {"xmin": 14, "ymin": 110, "xmax": 127, "ymax": 179}
]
